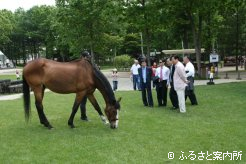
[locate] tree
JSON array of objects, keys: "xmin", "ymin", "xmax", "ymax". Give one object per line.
[
  {"xmin": 56, "ymin": 0, "xmax": 123, "ymax": 63},
  {"xmin": 0, "ymin": 9, "xmax": 14, "ymax": 49}
]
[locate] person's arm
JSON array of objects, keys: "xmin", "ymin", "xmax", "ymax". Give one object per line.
[
  {"xmin": 166, "ymin": 68, "xmax": 170, "ymax": 87},
  {"xmin": 148, "ymin": 67, "xmax": 152, "ymax": 80},
  {"xmin": 177, "ymin": 65, "xmax": 187, "ymax": 83},
  {"xmin": 155, "ymin": 68, "xmax": 159, "ymax": 77},
  {"xmin": 130, "ymin": 65, "xmax": 133, "ymax": 75},
  {"xmin": 186, "ymin": 63, "xmax": 194, "ymax": 77}
]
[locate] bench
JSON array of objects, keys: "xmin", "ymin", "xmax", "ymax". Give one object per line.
[{"xmin": 8, "ymin": 84, "xmax": 23, "ymax": 93}]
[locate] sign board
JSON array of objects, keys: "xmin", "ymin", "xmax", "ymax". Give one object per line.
[
  {"xmin": 150, "ymin": 52, "xmax": 161, "ymax": 56},
  {"xmin": 210, "ymin": 53, "xmax": 219, "ymax": 63}
]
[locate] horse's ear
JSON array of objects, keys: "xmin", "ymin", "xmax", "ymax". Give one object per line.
[{"xmin": 117, "ymin": 97, "xmax": 122, "ymax": 102}]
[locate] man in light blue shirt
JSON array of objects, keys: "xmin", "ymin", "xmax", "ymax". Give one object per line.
[
  {"xmin": 142, "ymin": 66, "xmax": 147, "ymax": 83},
  {"xmin": 138, "ymin": 59, "xmax": 153, "ymax": 107}
]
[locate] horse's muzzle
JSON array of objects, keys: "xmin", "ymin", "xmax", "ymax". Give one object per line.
[{"xmin": 110, "ymin": 121, "xmax": 118, "ymax": 129}]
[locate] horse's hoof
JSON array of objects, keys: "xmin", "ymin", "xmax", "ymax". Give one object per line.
[
  {"xmin": 68, "ymin": 123, "xmax": 75, "ymax": 128},
  {"xmin": 70, "ymin": 125, "xmax": 75, "ymax": 128},
  {"xmin": 43, "ymin": 124, "xmax": 53, "ymax": 129}
]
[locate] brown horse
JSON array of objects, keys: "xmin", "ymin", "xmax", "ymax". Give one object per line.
[{"xmin": 22, "ymin": 58, "xmax": 121, "ymax": 129}]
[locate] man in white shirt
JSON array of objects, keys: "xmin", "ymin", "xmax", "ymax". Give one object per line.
[
  {"xmin": 183, "ymin": 56, "xmax": 198, "ymax": 105},
  {"xmin": 130, "ymin": 60, "xmax": 141, "ymax": 90},
  {"xmin": 155, "ymin": 59, "xmax": 170, "ymax": 107},
  {"xmin": 6, "ymin": 59, "xmax": 10, "ymax": 68}
]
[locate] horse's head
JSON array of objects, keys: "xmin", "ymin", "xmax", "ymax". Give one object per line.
[{"xmin": 105, "ymin": 97, "xmax": 122, "ymax": 129}]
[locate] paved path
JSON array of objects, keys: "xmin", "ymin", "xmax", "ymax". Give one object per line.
[
  {"xmin": 1, "ymin": 76, "xmax": 245, "ymax": 101},
  {"xmin": 1, "ymin": 67, "xmax": 246, "ymax": 101}
]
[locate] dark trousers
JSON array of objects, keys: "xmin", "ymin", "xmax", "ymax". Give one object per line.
[
  {"xmin": 156, "ymin": 80, "xmax": 168, "ymax": 106},
  {"xmin": 169, "ymin": 85, "xmax": 179, "ymax": 108},
  {"xmin": 80, "ymin": 96, "xmax": 88, "ymax": 118},
  {"xmin": 133, "ymin": 75, "xmax": 140, "ymax": 90},
  {"xmin": 141, "ymin": 82, "xmax": 153, "ymax": 106},
  {"xmin": 185, "ymin": 90, "xmax": 198, "ymax": 105},
  {"xmin": 113, "ymin": 81, "xmax": 118, "ymax": 91}
]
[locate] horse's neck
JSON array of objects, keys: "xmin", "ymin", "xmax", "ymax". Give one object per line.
[{"xmin": 96, "ymin": 82, "xmax": 114, "ymax": 107}]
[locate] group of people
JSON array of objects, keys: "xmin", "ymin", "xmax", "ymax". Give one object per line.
[
  {"xmin": 70, "ymin": 51, "xmax": 198, "ymax": 122},
  {"xmin": 131, "ymin": 55, "xmax": 198, "ymax": 113}
]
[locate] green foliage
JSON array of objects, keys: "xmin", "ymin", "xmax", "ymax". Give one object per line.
[
  {"xmin": 122, "ymin": 33, "xmax": 141, "ymax": 58},
  {"xmin": 0, "ymin": 9, "xmax": 14, "ymax": 44},
  {"xmin": 114, "ymin": 54, "xmax": 132, "ymax": 69},
  {"xmin": 1, "ymin": 0, "xmax": 246, "ymax": 69}
]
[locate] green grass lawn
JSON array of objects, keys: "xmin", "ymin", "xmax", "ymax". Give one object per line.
[
  {"xmin": 0, "ymin": 82, "xmax": 245, "ymax": 163},
  {"xmin": 0, "ymin": 74, "xmax": 19, "ymax": 80}
]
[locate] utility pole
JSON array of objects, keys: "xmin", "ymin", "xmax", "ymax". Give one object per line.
[
  {"xmin": 140, "ymin": 32, "xmax": 144, "ymax": 57},
  {"xmin": 181, "ymin": 39, "xmax": 184, "ymax": 58},
  {"xmin": 236, "ymin": 0, "xmax": 239, "ymax": 71}
]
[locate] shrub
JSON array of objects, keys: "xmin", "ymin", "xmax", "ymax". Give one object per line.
[{"xmin": 114, "ymin": 55, "xmax": 132, "ymax": 69}]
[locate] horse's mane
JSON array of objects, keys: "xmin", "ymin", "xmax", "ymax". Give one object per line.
[
  {"xmin": 69, "ymin": 59, "xmax": 82, "ymax": 63},
  {"xmin": 92, "ymin": 65, "xmax": 116, "ymax": 104}
]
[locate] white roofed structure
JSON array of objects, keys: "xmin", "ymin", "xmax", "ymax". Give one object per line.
[{"xmin": 162, "ymin": 48, "xmax": 205, "ymax": 55}]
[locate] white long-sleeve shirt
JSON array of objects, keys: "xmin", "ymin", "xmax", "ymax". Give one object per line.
[
  {"xmin": 155, "ymin": 66, "xmax": 170, "ymax": 84},
  {"xmin": 130, "ymin": 64, "xmax": 141, "ymax": 75},
  {"xmin": 185, "ymin": 62, "xmax": 195, "ymax": 77},
  {"xmin": 174, "ymin": 61, "xmax": 187, "ymax": 90}
]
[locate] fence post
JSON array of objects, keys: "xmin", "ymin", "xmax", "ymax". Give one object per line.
[
  {"xmin": 224, "ymin": 72, "xmax": 229, "ymax": 79},
  {"xmin": 236, "ymin": 71, "xmax": 242, "ymax": 80}
]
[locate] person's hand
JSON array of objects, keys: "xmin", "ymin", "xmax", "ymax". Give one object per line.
[{"xmin": 185, "ymin": 80, "xmax": 190, "ymax": 84}]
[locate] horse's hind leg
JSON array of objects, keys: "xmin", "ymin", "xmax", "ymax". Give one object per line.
[
  {"xmin": 87, "ymin": 94, "xmax": 108, "ymax": 124},
  {"xmin": 34, "ymin": 86, "xmax": 53, "ymax": 129},
  {"xmin": 68, "ymin": 92, "xmax": 86, "ymax": 128}
]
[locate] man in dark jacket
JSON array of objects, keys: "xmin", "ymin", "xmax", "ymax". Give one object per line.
[
  {"xmin": 138, "ymin": 59, "xmax": 154, "ymax": 107},
  {"xmin": 169, "ymin": 56, "xmax": 179, "ymax": 109},
  {"xmin": 80, "ymin": 50, "xmax": 91, "ymax": 121}
]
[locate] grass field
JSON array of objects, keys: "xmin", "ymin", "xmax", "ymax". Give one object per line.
[
  {"xmin": 0, "ymin": 82, "xmax": 245, "ymax": 163},
  {"xmin": 0, "ymin": 74, "xmax": 18, "ymax": 80}
]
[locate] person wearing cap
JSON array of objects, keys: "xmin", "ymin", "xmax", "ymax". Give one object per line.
[
  {"xmin": 112, "ymin": 68, "xmax": 118, "ymax": 91},
  {"xmin": 80, "ymin": 50, "xmax": 91, "ymax": 121},
  {"xmin": 81, "ymin": 50, "xmax": 91, "ymax": 60},
  {"xmin": 155, "ymin": 59, "xmax": 170, "ymax": 107},
  {"xmin": 138, "ymin": 59, "xmax": 154, "ymax": 107}
]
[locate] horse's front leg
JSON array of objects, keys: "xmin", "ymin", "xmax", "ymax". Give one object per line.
[
  {"xmin": 87, "ymin": 94, "xmax": 109, "ymax": 124},
  {"xmin": 68, "ymin": 92, "xmax": 86, "ymax": 128}
]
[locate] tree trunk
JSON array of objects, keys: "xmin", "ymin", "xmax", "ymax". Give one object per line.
[
  {"xmin": 90, "ymin": 43, "xmax": 95, "ymax": 64},
  {"xmin": 189, "ymin": 12, "xmax": 202, "ymax": 77},
  {"xmin": 145, "ymin": 28, "xmax": 151, "ymax": 66},
  {"xmin": 183, "ymin": 27, "xmax": 189, "ymax": 49},
  {"xmin": 22, "ymin": 41, "xmax": 26, "ymax": 64},
  {"xmin": 142, "ymin": 0, "xmax": 151, "ymax": 66}
]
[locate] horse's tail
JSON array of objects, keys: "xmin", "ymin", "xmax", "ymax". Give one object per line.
[{"xmin": 22, "ymin": 75, "xmax": 31, "ymax": 122}]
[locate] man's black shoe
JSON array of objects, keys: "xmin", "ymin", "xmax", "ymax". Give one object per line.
[
  {"xmin": 81, "ymin": 117, "xmax": 89, "ymax": 121},
  {"xmin": 171, "ymin": 106, "xmax": 178, "ymax": 110}
]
